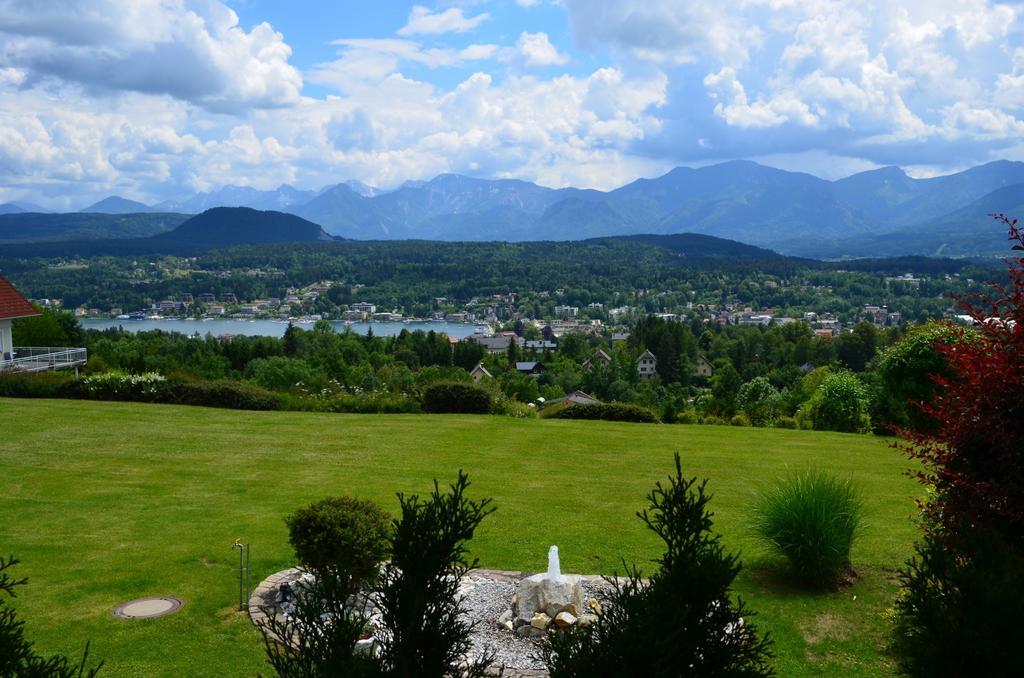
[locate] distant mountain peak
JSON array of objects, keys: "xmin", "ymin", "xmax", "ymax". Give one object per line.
[{"xmin": 80, "ymin": 195, "xmax": 153, "ymax": 214}]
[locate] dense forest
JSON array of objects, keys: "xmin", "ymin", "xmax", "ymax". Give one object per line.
[{"xmin": 0, "ymin": 236, "xmax": 998, "ymax": 323}]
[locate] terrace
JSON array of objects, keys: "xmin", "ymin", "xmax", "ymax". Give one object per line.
[{"xmin": 0, "ymin": 346, "xmax": 88, "ymax": 374}]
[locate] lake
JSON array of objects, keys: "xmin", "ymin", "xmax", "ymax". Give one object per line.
[{"xmin": 80, "ymin": 318, "xmax": 484, "ymax": 339}]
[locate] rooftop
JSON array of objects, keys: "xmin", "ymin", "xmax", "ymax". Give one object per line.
[{"xmin": 0, "ymin": 275, "xmax": 40, "ymax": 321}]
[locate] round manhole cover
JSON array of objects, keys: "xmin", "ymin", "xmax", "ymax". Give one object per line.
[{"xmin": 113, "ymin": 596, "xmax": 183, "ymax": 620}]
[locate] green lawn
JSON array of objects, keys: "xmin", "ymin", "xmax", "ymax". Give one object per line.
[{"xmin": 0, "ymin": 398, "xmax": 922, "ymax": 676}]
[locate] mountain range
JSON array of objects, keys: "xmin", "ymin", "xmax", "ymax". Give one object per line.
[{"xmin": 3, "ymin": 160, "xmax": 1024, "ymax": 258}]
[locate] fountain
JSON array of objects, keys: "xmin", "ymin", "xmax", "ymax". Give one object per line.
[
  {"xmin": 513, "ymin": 545, "xmax": 584, "ymax": 624},
  {"xmin": 547, "ymin": 545, "xmax": 561, "ymax": 580}
]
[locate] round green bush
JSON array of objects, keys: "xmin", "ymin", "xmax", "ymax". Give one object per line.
[
  {"xmin": 676, "ymin": 410, "xmax": 699, "ymax": 425},
  {"xmin": 286, "ymin": 497, "xmax": 391, "ymax": 585},
  {"xmin": 774, "ymin": 416, "xmax": 798, "ymax": 429},
  {"xmin": 422, "ymin": 380, "xmax": 493, "ymax": 414},
  {"xmin": 702, "ymin": 415, "xmax": 726, "ymax": 426},
  {"xmin": 730, "ymin": 413, "xmax": 752, "ymax": 427},
  {"xmin": 735, "ymin": 376, "xmax": 780, "ymax": 427},
  {"xmin": 753, "ymin": 470, "xmax": 863, "ymax": 589},
  {"xmin": 807, "ymin": 371, "xmax": 872, "ymax": 433}
]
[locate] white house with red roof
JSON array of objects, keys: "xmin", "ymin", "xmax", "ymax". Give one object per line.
[{"xmin": 0, "ymin": 275, "xmax": 87, "ymax": 373}]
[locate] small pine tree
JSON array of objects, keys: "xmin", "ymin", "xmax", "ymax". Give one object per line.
[
  {"xmin": 506, "ymin": 338, "xmax": 520, "ymax": 367},
  {"xmin": 0, "ymin": 555, "xmax": 102, "ymax": 678},
  {"xmin": 373, "ymin": 471, "xmax": 495, "ymax": 678},
  {"xmin": 544, "ymin": 454, "xmax": 773, "ymax": 677},
  {"xmin": 259, "ymin": 567, "xmax": 378, "ymax": 678},
  {"xmin": 282, "ymin": 322, "xmax": 301, "ymax": 357}
]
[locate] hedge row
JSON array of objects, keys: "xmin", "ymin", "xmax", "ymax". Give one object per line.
[
  {"xmin": 0, "ymin": 372, "xmax": 280, "ymax": 411},
  {"xmin": 546, "ymin": 402, "xmax": 660, "ymax": 423},
  {"xmin": 421, "ymin": 380, "xmax": 493, "ymax": 414}
]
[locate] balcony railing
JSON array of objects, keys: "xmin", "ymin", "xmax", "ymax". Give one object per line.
[{"xmin": 0, "ymin": 347, "xmax": 88, "ymax": 373}]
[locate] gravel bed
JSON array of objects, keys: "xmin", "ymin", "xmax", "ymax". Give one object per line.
[
  {"xmin": 458, "ymin": 573, "xmax": 616, "ymax": 673},
  {"xmin": 256, "ymin": 567, "xmax": 617, "ymax": 676}
]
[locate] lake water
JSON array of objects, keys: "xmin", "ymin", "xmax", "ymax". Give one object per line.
[{"xmin": 80, "ymin": 318, "xmax": 484, "ymax": 339}]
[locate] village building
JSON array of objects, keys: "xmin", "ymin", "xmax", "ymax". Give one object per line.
[
  {"xmin": 545, "ymin": 390, "xmax": 601, "ymax": 408},
  {"xmin": 469, "ymin": 363, "xmax": 492, "ymax": 382},
  {"xmin": 0, "ymin": 275, "xmax": 86, "ymax": 374},
  {"xmin": 582, "ymin": 349, "xmax": 612, "ymax": 371},
  {"xmin": 636, "ymin": 349, "xmax": 657, "ymax": 380},
  {"xmin": 515, "ymin": 361, "xmax": 546, "ymax": 375},
  {"xmin": 694, "ymin": 354, "xmax": 715, "ymax": 378},
  {"xmin": 470, "ymin": 335, "xmax": 514, "ymax": 355}
]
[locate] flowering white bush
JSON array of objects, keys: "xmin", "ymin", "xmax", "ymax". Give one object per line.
[{"xmin": 82, "ymin": 370, "xmax": 166, "ymax": 398}]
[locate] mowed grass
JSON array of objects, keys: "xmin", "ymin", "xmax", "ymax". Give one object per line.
[{"xmin": 0, "ymin": 398, "xmax": 921, "ymax": 676}]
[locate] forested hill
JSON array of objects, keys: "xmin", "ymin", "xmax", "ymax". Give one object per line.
[
  {"xmin": 156, "ymin": 207, "xmax": 333, "ymax": 245},
  {"xmin": 612, "ymin": 233, "xmax": 794, "ymax": 261},
  {"xmin": 0, "ymin": 212, "xmax": 186, "ymax": 242}
]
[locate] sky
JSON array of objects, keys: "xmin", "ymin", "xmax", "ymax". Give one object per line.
[{"xmin": 1, "ymin": 0, "xmax": 1024, "ymax": 209}]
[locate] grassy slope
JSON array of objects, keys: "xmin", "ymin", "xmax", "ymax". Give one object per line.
[{"xmin": 0, "ymin": 399, "xmax": 921, "ymax": 676}]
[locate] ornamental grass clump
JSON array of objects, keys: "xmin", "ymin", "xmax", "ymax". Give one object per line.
[{"xmin": 754, "ymin": 470, "xmax": 862, "ymax": 589}]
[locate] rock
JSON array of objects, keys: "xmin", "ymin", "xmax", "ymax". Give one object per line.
[
  {"xmin": 587, "ymin": 597, "xmax": 603, "ymax": 616},
  {"xmin": 577, "ymin": 614, "xmax": 598, "ymax": 628},
  {"xmin": 514, "ymin": 573, "xmax": 585, "ymax": 620},
  {"xmin": 498, "ymin": 609, "xmax": 513, "ymax": 625},
  {"xmin": 554, "ymin": 611, "xmax": 577, "ymax": 628},
  {"xmin": 559, "ymin": 603, "xmax": 579, "ymax": 616},
  {"xmin": 516, "ymin": 625, "xmax": 546, "ymax": 639},
  {"xmin": 502, "ymin": 620, "xmax": 514, "ymax": 631},
  {"xmin": 512, "ymin": 616, "xmax": 530, "ymax": 629},
  {"xmin": 531, "ymin": 612, "xmax": 551, "ymax": 630}
]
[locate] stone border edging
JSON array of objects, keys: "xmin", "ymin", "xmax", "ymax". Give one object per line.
[{"xmin": 247, "ymin": 566, "xmax": 636, "ymax": 678}]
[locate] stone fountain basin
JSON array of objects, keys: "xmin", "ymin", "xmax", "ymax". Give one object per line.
[{"xmin": 513, "ymin": 573, "xmax": 585, "ymax": 621}]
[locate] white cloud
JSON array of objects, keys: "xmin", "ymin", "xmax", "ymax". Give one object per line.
[
  {"xmin": 565, "ymin": 0, "xmax": 763, "ymax": 67},
  {"xmin": 516, "ymin": 32, "xmax": 569, "ymax": 67},
  {"xmin": 704, "ymin": 67, "xmax": 818, "ymax": 128},
  {"xmin": 4, "ymin": 0, "xmax": 1024, "ymax": 207},
  {"xmin": 397, "ymin": 6, "xmax": 489, "ymax": 36},
  {"xmin": 0, "ymin": 0, "xmax": 302, "ymax": 112},
  {"xmin": 310, "ymin": 38, "xmax": 506, "ymax": 93},
  {"xmin": 942, "ymin": 102, "xmax": 1024, "ymax": 139}
]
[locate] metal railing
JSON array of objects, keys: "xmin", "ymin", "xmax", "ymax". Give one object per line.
[{"xmin": 0, "ymin": 347, "xmax": 88, "ymax": 373}]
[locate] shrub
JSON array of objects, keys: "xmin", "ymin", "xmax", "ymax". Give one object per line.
[
  {"xmin": 81, "ymin": 370, "xmax": 165, "ymax": 401},
  {"xmin": 374, "ymin": 471, "xmax": 495, "ymax": 677},
  {"xmin": 543, "ymin": 454, "xmax": 773, "ymax": 676},
  {"xmin": 702, "ymin": 415, "xmax": 727, "ymax": 426},
  {"xmin": 806, "ymin": 371, "xmax": 871, "ymax": 433},
  {"xmin": 876, "ymin": 321, "xmax": 972, "ymax": 432},
  {"xmin": 546, "ymin": 402, "xmax": 659, "ymax": 424},
  {"xmin": 322, "ymin": 392, "xmax": 420, "ymax": 414},
  {"xmin": 730, "ymin": 413, "xmax": 751, "ymax": 427},
  {"xmin": 1, "ymin": 555, "xmax": 102, "ymax": 677},
  {"xmin": 286, "ymin": 497, "xmax": 391, "ymax": 586},
  {"xmin": 753, "ymin": 470, "xmax": 862, "ymax": 589},
  {"xmin": 895, "ymin": 215, "xmax": 1024, "ymax": 674},
  {"xmin": 736, "ymin": 376, "xmax": 781, "ymax": 426},
  {"xmin": 245, "ymin": 356, "xmax": 326, "ymax": 393},
  {"xmin": 774, "ymin": 416, "xmax": 798, "ymax": 429},
  {"xmin": 160, "ymin": 379, "xmax": 280, "ymax": 411},
  {"xmin": 0, "ymin": 372, "xmax": 74, "ymax": 399},
  {"xmin": 259, "ymin": 566, "xmax": 376, "ymax": 678},
  {"xmin": 894, "ymin": 524, "xmax": 1024, "ymax": 676},
  {"xmin": 422, "ymin": 380, "xmax": 493, "ymax": 414},
  {"xmin": 676, "ymin": 409, "xmax": 699, "ymax": 425},
  {"xmin": 492, "ymin": 395, "xmax": 537, "ymax": 418}
]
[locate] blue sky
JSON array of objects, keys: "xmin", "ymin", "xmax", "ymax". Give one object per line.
[{"xmin": 1, "ymin": 1, "xmax": 1023, "ymax": 209}]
